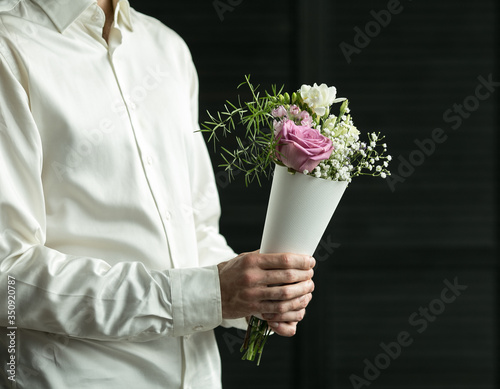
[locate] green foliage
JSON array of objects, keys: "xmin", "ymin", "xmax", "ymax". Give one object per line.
[{"xmin": 202, "ymin": 75, "xmax": 283, "ymax": 186}]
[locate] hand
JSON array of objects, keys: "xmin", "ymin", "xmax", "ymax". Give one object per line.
[{"xmin": 218, "ymin": 250, "xmax": 315, "ymax": 336}]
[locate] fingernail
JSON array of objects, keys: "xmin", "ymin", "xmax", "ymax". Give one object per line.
[
  {"xmin": 268, "ymin": 322, "xmax": 279, "ymax": 328},
  {"xmin": 310, "ymin": 256, "xmax": 316, "ymax": 268}
]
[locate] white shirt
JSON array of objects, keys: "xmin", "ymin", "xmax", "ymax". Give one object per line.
[{"xmin": 0, "ymin": 1, "xmax": 245, "ymax": 388}]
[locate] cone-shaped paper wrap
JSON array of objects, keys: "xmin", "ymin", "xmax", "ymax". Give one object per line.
[{"xmin": 260, "ymin": 165, "xmax": 348, "ymax": 256}]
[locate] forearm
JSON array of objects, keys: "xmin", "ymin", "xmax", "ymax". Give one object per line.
[{"xmin": 0, "ymin": 243, "xmax": 224, "ymax": 341}]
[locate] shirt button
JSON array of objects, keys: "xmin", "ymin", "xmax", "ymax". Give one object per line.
[
  {"xmin": 146, "ymin": 156, "xmax": 153, "ymax": 166},
  {"xmin": 129, "ymin": 102, "xmax": 137, "ymax": 110},
  {"xmin": 193, "ymin": 325, "xmax": 204, "ymax": 332},
  {"xmin": 91, "ymin": 13, "xmax": 100, "ymax": 22},
  {"xmin": 163, "ymin": 210, "xmax": 171, "ymax": 221}
]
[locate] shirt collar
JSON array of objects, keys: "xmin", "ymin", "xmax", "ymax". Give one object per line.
[
  {"xmin": 30, "ymin": 0, "xmax": 133, "ymax": 33},
  {"xmin": 114, "ymin": 0, "xmax": 133, "ymax": 31}
]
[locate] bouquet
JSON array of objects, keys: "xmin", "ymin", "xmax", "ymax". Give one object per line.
[{"xmin": 202, "ymin": 76, "xmax": 391, "ymax": 364}]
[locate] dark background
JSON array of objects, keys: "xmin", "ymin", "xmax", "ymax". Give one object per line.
[{"xmin": 134, "ymin": 1, "xmax": 497, "ymax": 388}]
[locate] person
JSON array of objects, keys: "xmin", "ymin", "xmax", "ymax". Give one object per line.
[{"xmin": 0, "ymin": 0, "xmax": 315, "ymax": 388}]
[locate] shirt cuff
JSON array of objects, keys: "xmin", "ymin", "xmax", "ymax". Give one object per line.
[
  {"xmin": 221, "ymin": 318, "xmax": 249, "ymax": 331},
  {"xmin": 168, "ymin": 265, "xmax": 222, "ymax": 337}
]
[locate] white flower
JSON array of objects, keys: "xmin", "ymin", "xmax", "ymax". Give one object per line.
[
  {"xmin": 387, "ymin": 155, "xmax": 392, "ymax": 161},
  {"xmin": 300, "ymin": 83, "xmax": 345, "ymax": 117},
  {"xmin": 381, "ymin": 172, "xmax": 387, "ymax": 179},
  {"xmin": 323, "ymin": 118, "xmax": 360, "ymax": 144},
  {"xmin": 323, "ymin": 117, "xmax": 336, "ymax": 132}
]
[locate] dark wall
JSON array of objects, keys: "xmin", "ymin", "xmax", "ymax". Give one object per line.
[{"xmin": 133, "ymin": 1, "xmax": 497, "ymax": 388}]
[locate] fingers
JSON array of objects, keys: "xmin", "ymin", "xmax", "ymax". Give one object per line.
[
  {"xmin": 257, "ymin": 280, "xmax": 314, "ymax": 301},
  {"xmin": 262, "ymin": 300, "xmax": 311, "ymax": 338},
  {"xmin": 267, "ymin": 321, "xmax": 298, "ymax": 337},
  {"xmin": 258, "ymin": 252, "xmax": 316, "ymax": 271},
  {"xmin": 257, "ymin": 292, "xmax": 312, "ymax": 315},
  {"xmin": 261, "ymin": 267, "xmax": 314, "ymax": 286},
  {"xmin": 261, "ymin": 300, "xmax": 310, "ymax": 323}
]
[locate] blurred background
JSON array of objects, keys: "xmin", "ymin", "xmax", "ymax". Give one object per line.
[{"xmin": 135, "ymin": 1, "xmax": 497, "ymax": 388}]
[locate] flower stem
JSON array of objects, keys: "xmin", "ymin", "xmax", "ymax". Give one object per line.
[{"xmin": 240, "ymin": 315, "xmax": 272, "ymax": 365}]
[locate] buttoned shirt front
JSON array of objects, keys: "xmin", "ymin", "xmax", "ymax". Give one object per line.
[{"xmin": 0, "ymin": 1, "xmax": 245, "ymax": 388}]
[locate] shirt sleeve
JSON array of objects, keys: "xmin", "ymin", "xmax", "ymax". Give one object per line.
[
  {"xmin": 0, "ymin": 52, "xmax": 223, "ymax": 341},
  {"xmin": 185, "ymin": 54, "xmax": 248, "ymax": 332}
]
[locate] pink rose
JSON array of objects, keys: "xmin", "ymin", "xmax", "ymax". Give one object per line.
[{"xmin": 275, "ymin": 121, "xmax": 333, "ymax": 173}]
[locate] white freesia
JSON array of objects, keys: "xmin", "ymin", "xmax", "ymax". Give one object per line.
[{"xmin": 300, "ymin": 83, "xmax": 346, "ymax": 116}]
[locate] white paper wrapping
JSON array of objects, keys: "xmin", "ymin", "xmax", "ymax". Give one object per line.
[{"xmin": 260, "ymin": 165, "xmax": 348, "ymax": 256}]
